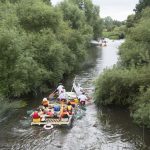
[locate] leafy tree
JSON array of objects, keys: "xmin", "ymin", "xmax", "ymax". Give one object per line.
[
  {"xmin": 0, "ymin": 28, "xmax": 21, "ymax": 96},
  {"xmin": 103, "ymin": 16, "xmax": 114, "ymax": 32},
  {"xmin": 126, "ymin": 14, "xmax": 135, "ymax": 28},
  {"xmin": 59, "ymin": 1, "xmax": 86, "ymax": 30},
  {"xmin": 0, "ymin": 0, "xmax": 102, "ymax": 100},
  {"xmin": 63, "ymin": 0, "xmax": 102, "ymax": 39},
  {"xmin": 17, "ymin": 0, "xmax": 61, "ymax": 32},
  {"xmin": 134, "ymin": 0, "xmax": 150, "ymax": 14},
  {"xmin": 42, "ymin": 0, "xmax": 51, "ymax": 5},
  {"xmin": 102, "ymin": 16, "xmax": 125, "ymax": 39},
  {"xmin": 95, "ymin": 67, "xmax": 140, "ymax": 106},
  {"xmin": 132, "ymin": 87, "xmax": 150, "ymax": 127},
  {"xmin": 119, "ymin": 8, "xmax": 150, "ymax": 67}
]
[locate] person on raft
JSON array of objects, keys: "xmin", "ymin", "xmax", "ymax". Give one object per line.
[
  {"xmin": 76, "ymin": 83, "xmax": 84, "ymax": 96},
  {"xmin": 53, "ymin": 105, "xmax": 61, "ymax": 118},
  {"xmin": 42, "ymin": 97, "xmax": 49, "ymax": 108},
  {"xmin": 78, "ymin": 92, "xmax": 88, "ymax": 106},
  {"xmin": 42, "ymin": 106, "xmax": 54, "ymax": 117},
  {"xmin": 49, "ymin": 83, "xmax": 66, "ymax": 100},
  {"xmin": 60, "ymin": 107, "xmax": 70, "ymax": 121},
  {"xmin": 31, "ymin": 111, "xmax": 41, "ymax": 123},
  {"xmin": 46, "ymin": 109, "xmax": 54, "ymax": 117},
  {"xmin": 38, "ymin": 109, "xmax": 44, "ymax": 116},
  {"xmin": 57, "ymin": 90, "xmax": 67, "ymax": 102},
  {"xmin": 67, "ymin": 101, "xmax": 73, "ymax": 115},
  {"xmin": 56, "ymin": 83, "xmax": 67, "ymax": 95}
]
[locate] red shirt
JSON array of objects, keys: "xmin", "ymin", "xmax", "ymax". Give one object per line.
[{"xmin": 32, "ymin": 112, "xmax": 40, "ymax": 119}]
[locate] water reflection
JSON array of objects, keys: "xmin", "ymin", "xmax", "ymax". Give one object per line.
[{"xmin": 97, "ymin": 106, "xmax": 150, "ymax": 150}]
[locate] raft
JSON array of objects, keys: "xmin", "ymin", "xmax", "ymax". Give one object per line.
[
  {"xmin": 66, "ymin": 92, "xmax": 77, "ymax": 100},
  {"xmin": 30, "ymin": 81, "xmax": 90, "ymax": 128}
]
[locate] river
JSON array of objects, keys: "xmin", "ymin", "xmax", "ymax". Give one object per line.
[{"xmin": 0, "ymin": 39, "xmax": 150, "ymax": 150}]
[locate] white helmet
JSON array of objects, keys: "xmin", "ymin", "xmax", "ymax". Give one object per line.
[{"xmin": 43, "ymin": 98, "xmax": 47, "ymax": 101}]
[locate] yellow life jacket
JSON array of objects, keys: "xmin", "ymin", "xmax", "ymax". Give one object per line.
[
  {"xmin": 33, "ymin": 118, "xmax": 41, "ymax": 123},
  {"xmin": 74, "ymin": 98, "xmax": 79, "ymax": 103},
  {"xmin": 67, "ymin": 105, "xmax": 72, "ymax": 111}
]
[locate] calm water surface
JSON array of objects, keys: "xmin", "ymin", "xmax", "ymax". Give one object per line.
[{"xmin": 0, "ymin": 39, "xmax": 150, "ymax": 150}]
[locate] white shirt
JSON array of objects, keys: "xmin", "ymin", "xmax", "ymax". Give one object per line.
[
  {"xmin": 78, "ymin": 94, "xmax": 87, "ymax": 102},
  {"xmin": 58, "ymin": 92, "xmax": 66, "ymax": 100},
  {"xmin": 76, "ymin": 87, "xmax": 83, "ymax": 96},
  {"xmin": 73, "ymin": 83, "xmax": 83, "ymax": 96},
  {"xmin": 57, "ymin": 85, "xmax": 64, "ymax": 94}
]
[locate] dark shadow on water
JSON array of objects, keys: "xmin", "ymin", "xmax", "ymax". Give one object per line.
[{"xmin": 96, "ymin": 105, "xmax": 150, "ymax": 149}]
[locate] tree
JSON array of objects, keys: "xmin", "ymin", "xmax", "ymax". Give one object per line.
[
  {"xmin": 62, "ymin": 0, "xmax": 102, "ymax": 39},
  {"xmin": 59, "ymin": 1, "xmax": 86, "ymax": 30},
  {"xmin": 134, "ymin": 0, "xmax": 150, "ymax": 14},
  {"xmin": 126, "ymin": 14, "xmax": 135, "ymax": 28},
  {"xmin": 17, "ymin": 0, "xmax": 61, "ymax": 32},
  {"xmin": 103, "ymin": 16, "xmax": 114, "ymax": 31},
  {"xmin": 0, "ymin": 0, "xmax": 102, "ymax": 98}
]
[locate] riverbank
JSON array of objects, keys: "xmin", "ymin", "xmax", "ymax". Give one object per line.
[{"xmin": 95, "ymin": 5, "xmax": 150, "ymax": 129}]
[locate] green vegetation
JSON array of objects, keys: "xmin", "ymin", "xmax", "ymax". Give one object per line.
[
  {"xmin": 102, "ymin": 16, "xmax": 125, "ymax": 39},
  {"xmin": 95, "ymin": 66, "xmax": 150, "ymax": 106},
  {"xmin": 134, "ymin": 0, "xmax": 150, "ymax": 19},
  {"xmin": 95, "ymin": 1, "xmax": 150, "ymax": 127},
  {"xmin": 0, "ymin": 0, "xmax": 102, "ymax": 114},
  {"xmin": 0, "ymin": 94, "xmax": 27, "ymax": 116}
]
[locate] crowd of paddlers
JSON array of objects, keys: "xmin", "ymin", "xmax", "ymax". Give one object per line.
[{"xmin": 30, "ymin": 83, "xmax": 90, "ymax": 126}]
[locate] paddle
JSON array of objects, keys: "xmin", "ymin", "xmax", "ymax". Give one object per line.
[
  {"xmin": 71, "ymin": 76, "xmax": 76, "ymax": 92},
  {"xmin": 48, "ymin": 89, "xmax": 57, "ymax": 100}
]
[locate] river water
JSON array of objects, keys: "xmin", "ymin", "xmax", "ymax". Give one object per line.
[{"xmin": 0, "ymin": 39, "xmax": 150, "ymax": 150}]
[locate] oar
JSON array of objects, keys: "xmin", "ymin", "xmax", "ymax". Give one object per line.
[
  {"xmin": 71, "ymin": 76, "xmax": 76, "ymax": 92},
  {"xmin": 48, "ymin": 89, "xmax": 57, "ymax": 99}
]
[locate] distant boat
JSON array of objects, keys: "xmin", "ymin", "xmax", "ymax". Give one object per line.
[
  {"xmin": 90, "ymin": 40, "xmax": 107, "ymax": 47},
  {"xmin": 90, "ymin": 40, "xmax": 102, "ymax": 46}
]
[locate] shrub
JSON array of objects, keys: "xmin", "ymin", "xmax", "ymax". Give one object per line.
[
  {"xmin": 95, "ymin": 66, "xmax": 150, "ymax": 106},
  {"xmin": 132, "ymin": 87, "xmax": 150, "ymax": 127}
]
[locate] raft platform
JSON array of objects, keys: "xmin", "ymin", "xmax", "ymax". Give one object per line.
[{"xmin": 31, "ymin": 116, "xmax": 73, "ymax": 126}]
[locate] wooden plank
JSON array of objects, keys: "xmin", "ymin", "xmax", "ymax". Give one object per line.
[
  {"xmin": 31, "ymin": 116, "xmax": 73, "ymax": 126},
  {"xmin": 31, "ymin": 121, "xmax": 70, "ymax": 125},
  {"xmin": 31, "ymin": 122, "xmax": 47, "ymax": 126}
]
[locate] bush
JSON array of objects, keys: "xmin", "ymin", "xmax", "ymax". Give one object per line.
[
  {"xmin": 95, "ymin": 66, "xmax": 150, "ymax": 106},
  {"xmin": 119, "ymin": 40, "xmax": 150, "ymax": 67},
  {"xmin": 132, "ymin": 87, "xmax": 150, "ymax": 127},
  {"xmin": 17, "ymin": 0, "xmax": 61, "ymax": 32}
]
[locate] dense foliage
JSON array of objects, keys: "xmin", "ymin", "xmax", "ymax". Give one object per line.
[
  {"xmin": 95, "ymin": 66, "xmax": 150, "ymax": 106},
  {"xmin": 0, "ymin": 0, "xmax": 102, "ymax": 96},
  {"xmin": 0, "ymin": 0, "xmax": 102, "ymax": 114},
  {"xmin": 132, "ymin": 87, "xmax": 150, "ymax": 127},
  {"xmin": 134, "ymin": 0, "xmax": 150, "ymax": 15},
  {"xmin": 95, "ymin": 1, "xmax": 150, "ymax": 127},
  {"xmin": 102, "ymin": 16, "xmax": 125, "ymax": 39}
]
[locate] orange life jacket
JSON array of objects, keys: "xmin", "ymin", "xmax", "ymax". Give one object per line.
[
  {"xmin": 42, "ymin": 100, "xmax": 49, "ymax": 106},
  {"xmin": 61, "ymin": 110, "xmax": 69, "ymax": 118}
]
